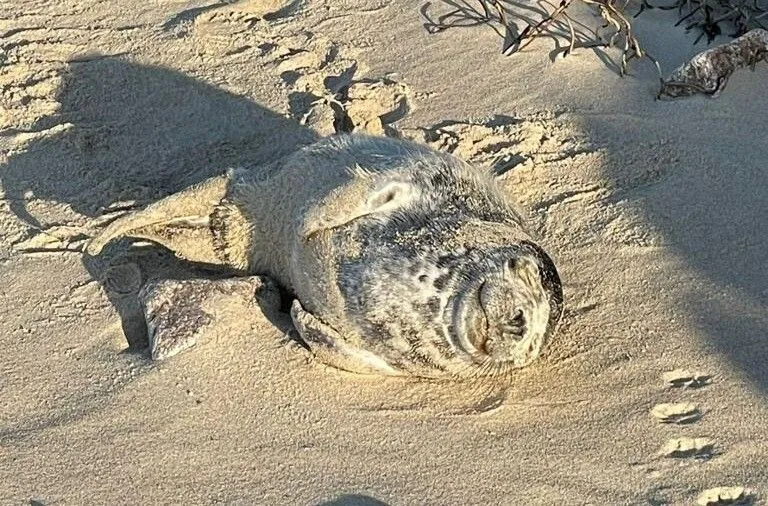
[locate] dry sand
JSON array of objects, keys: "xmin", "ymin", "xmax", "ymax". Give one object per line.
[{"xmin": 1, "ymin": 1, "xmax": 767, "ymax": 504}]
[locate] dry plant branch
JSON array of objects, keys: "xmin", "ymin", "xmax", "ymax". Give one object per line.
[
  {"xmin": 424, "ymin": 0, "xmax": 765, "ymax": 90},
  {"xmin": 639, "ymin": 0, "xmax": 768, "ymax": 43},
  {"xmin": 499, "ymin": 0, "xmax": 575, "ymax": 55},
  {"xmin": 480, "ymin": 0, "xmax": 662, "ymax": 76}
]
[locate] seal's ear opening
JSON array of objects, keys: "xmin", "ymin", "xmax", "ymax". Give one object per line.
[{"xmin": 365, "ymin": 181, "xmax": 416, "ymax": 214}]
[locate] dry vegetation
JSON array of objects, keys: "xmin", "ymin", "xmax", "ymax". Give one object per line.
[{"xmin": 423, "ymin": 0, "xmax": 768, "ymax": 96}]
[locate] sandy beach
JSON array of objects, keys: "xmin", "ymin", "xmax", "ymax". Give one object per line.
[{"xmin": 1, "ymin": 1, "xmax": 767, "ymax": 504}]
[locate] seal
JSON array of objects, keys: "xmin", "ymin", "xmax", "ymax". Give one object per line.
[{"xmin": 87, "ymin": 134, "xmax": 563, "ymax": 378}]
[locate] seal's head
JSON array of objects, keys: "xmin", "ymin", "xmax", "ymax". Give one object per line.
[{"xmin": 291, "ymin": 136, "xmax": 563, "ymax": 378}]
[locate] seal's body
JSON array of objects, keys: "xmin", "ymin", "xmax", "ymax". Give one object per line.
[{"xmin": 88, "ymin": 134, "xmax": 563, "ymax": 378}]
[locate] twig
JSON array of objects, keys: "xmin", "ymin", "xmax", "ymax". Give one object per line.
[
  {"xmin": 503, "ymin": 0, "xmax": 575, "ymax": 55},
  {"xmin": 425, "ymin": 0, "xmax": 768, "ymax": 81},
  {"xmin": 540, "ymin": 0, "xmax": 578, "ymax": 54}
]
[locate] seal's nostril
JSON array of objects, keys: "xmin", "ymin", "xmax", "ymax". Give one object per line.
[
  {"xmin": 501, "ymin": 306, "xmax": 527, "ymax": 336},
  {"xmin": 507, "ymin": 258, "xmax": 516, "ymax": 270},
  {"xmin": 500, "ymin": 308, "xmax": 527, "ymax": 341}
]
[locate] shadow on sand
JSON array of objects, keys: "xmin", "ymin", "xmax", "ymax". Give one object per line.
[
  {"xmin": 640, "ymin": 136, "xmax": 767, "ymax": 389},
  {"xmin": 2, "ymin": 57, "xmax": 317, "ymax": 352},
  {"xmin": 577, "ymin": 100, "xmax": 768, "ymax": 391}
]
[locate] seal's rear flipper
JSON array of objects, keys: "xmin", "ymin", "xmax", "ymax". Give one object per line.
[
  {"xmin": 86, "ymin": 171, "xmax": 250, "ymax": 272},
  {"xmin": 141, "ymin": 276, "xmax": 281, "ymax": 360},
  {"xmin": 290, "ymin": 300, "xmax": 402, "ymax": 376}
]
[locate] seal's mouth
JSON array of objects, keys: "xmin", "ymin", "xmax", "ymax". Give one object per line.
[
  {"xmin": 452, "ymin": 277, "xmax": 493, "ymax": 358},
  {"xmin": 467, "ymin": 280, "xmax": 491, "ymax": 353}
]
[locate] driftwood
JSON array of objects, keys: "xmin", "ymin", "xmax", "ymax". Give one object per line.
[{"xmin": 658, "ymin": 28, "xmax": 768, "ymax": 98}]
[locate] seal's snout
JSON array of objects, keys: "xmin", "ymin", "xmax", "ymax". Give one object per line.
[
  {"xmin": 466, "ymin": 254, "xmax": 550, "ymax": 362},
  {"xmin": 478, "ymin": 280, "xmax": 527, "ymax": 343},
  {"xmin": 479, "ymin": 256, "xmax": 538, "ymax": 319}
]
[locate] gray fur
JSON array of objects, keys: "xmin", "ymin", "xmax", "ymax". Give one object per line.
[{"xmin": 87, "ymin": 134, "xmax": 563, "ymax": 378}]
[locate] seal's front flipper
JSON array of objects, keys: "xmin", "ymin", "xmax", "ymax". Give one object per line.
[
  {"xmin": 290, "ymin": 300, "xmax": 402, "ymax": 376},
  {"xmin": 86, "ymin": 171, "xmax": 250, "ymax": 272}
]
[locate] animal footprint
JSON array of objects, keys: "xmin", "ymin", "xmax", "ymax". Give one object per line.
[
  {"xmin": 274, "ymin": 33, "xmax": 411, "ymax": 136},
  {"xmin": 659, "ymin": 437, "xmax": 714, "ymax": 459},
  {"xmin": 650, "ymin": 402, "xmax": 701, "ymax": 424},
  {"xmin": 663, "ymin": 368, "xmax": 712, "ymax": 388},
  {"xmin": 696, "ymin": 486, "xmax": 752, "ymax": 505},
  {"xmin": 296, "ymin": 77, "xmax": 411, "ymax": 136}
]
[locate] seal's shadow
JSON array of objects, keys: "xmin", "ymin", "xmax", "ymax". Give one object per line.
[{"xmin": 2, "ymin": 57, "xmax": 318, "ymax": 352}]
